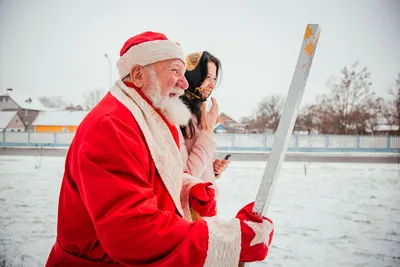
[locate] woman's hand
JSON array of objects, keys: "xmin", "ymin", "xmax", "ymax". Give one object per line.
[
  {"xmin": 201, "ymin": 97, "xmax": 219, "ymax": 136},
  {"xmin": 213, "ymin": 158, "xmax": 230, "ymax": 179}
]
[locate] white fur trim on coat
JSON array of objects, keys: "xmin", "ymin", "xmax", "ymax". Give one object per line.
[
  {"xmin": 116, "ymin": 40, "xmax": 186, "ymax": 78},
  {"xmin": 180, "ymin": 173, "xmax": 204, "ymax": 222},
  {"xmin": 202, "ymin": 217, "xmax": 242, "ymax": 267},
  {"xmin": 110, "ymin": 81, "xmax": 184, "ymax": 216}
]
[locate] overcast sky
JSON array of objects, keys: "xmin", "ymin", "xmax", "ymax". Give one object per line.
[{"xmin": 0, "ymin": 0, "xmax": 399, "ymax": 120}]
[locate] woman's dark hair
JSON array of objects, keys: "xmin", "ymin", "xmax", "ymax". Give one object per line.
[{"xmin": 180, "ymin": 51, "xmax": 221, "ymax": 140}]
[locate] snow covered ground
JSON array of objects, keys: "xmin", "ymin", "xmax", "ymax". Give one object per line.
[{"xmin": 0, "ymin": 155, "xmax": 399, "ymax": 267}]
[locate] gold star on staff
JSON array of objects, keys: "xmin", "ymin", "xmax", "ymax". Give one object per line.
[
  {"xmin": 303, "ymin": 25, "xmax": 313, "ymax": 40},
  {"xmin": 304, "ymin": 42, "xmax": 314, "ymax": 56}
]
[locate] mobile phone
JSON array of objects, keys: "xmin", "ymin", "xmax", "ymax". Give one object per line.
[{"xmin": 224, "ymin": 154, "xmax": 231, "ymax": 160}]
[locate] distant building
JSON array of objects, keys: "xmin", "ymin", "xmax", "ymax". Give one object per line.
[
  {"xmin": 0, "ymin": 88, "xmax": 47, "ymax": 131},
  {"xmin": 366, "ymin": 123, "xmax": 399, "ymax": 135},
  {"xmin": 216, "ymin": 113, "xmax": 247, "ymax": 133},
  {"xmin": 214, "ymin": 123, "xmax": 228, "ymax": 134},
  {"xmin": 218, "ymin": 113, "xmax": 236, "ymax": 127},
  {"xmin": 0, "ymin": 111, "xmax": 25, "ymax": 132},
  {"xmin": 32, "ymin": 111, "xmax": 88, "ymax": 132}
]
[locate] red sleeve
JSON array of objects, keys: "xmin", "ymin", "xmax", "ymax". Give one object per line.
[{"xmin": 74, "ymin": 115, "xmax": 209, "ymax": 266}]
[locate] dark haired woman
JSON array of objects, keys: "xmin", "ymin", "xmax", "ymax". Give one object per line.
[{"xmin": 179, "ymin": 51, "xmax": 230, "ymax": 186}]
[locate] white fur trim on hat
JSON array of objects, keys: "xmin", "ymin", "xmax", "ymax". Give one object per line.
[{"xmin": 116, "ymin": 40, "xmax": 186, "ymax": 78}]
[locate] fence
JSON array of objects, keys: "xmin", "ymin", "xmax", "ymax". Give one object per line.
[
  {"xmin": 214, "ymin": 134, "xmax": 400, "ymax": 153},
  {"xmin": 1, "ymin": 132, "xmax": 399, "ymax": 153}
]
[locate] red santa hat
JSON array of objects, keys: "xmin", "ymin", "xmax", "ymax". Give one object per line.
[{"xmin": 116, "ymin": 31, "xmax": 186, "ymax": 78}]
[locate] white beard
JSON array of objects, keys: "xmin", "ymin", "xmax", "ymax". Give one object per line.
[{"xmin": 144, "ymin": 68, "xmax": 191, "ymax": 126}]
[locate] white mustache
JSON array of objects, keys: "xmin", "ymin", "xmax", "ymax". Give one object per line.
[{"xmin": 169, "ymin": 88, "xmax": 184, "ymax": 97}]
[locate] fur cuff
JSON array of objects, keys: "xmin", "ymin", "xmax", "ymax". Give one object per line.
[{"xmin": 202, "ymin": 217, "xmax": 241, "ymax": 267}]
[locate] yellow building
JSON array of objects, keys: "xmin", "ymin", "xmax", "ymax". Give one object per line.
[{"xmin": 32, "ymin": 111, "xmax": 88, "ymax": 133}]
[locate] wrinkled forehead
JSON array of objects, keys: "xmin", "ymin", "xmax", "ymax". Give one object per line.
[
  {"xmin": 151, "ymin": 59, "xmax": 186, "ymax": 74},
  {"xmin": 167, "ymin": 59, "xmax": 185, "ymax": 68}
]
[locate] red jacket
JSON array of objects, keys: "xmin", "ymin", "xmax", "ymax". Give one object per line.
[{"xmin": 46, "ymin": 88, "xmax": 212, "ymax": 266}]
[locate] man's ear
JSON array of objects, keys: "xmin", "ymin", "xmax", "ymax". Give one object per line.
[{"xmin": 129, "ymin": 65, "xmax": 145, "ymax": 88}]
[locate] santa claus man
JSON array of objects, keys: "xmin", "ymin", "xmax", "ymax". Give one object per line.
[{"xmin": 45, "ymin": 31, "xmax": 274, "ymax": 267}]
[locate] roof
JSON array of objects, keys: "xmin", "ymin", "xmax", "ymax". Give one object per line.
[
  {"xmin": 0, "ymin": 90, "xmax": 47, "ymax": 111},
  {"xmin": 217, "ymin": 113, "xmax": 237, "ymax": 126},
  {"xmin": 214, "ymin": 123, "xmax": 228, "ymax": 131},
  {"xmin": 32, "ymin": 111, "xmax": 89, "ymax": 126},
  {"xmin": 366, "ymin": 124, "xmax": 399, "ymax": 132},
  {"xmin": 0, "ymin": 111, "xmax": 18, "ymax": 130}
]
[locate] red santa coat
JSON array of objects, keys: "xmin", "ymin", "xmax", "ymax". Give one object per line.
[{"xmin": 46, "ymin": 81, "xmax": 241, "ymax": 267}]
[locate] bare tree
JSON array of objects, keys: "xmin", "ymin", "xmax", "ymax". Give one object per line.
[
  {"xmin": 296, "ymin": 104, "xmax": 317, "ymax": 134},
  {"xmin": 83, "ymin": 89, "xmax": 105, "ymax": 110},
  {"xmin": 65, "ymin": 103, "xmax": 84, "ymax": 111},
  {"xmin": 315, "ymin": 62, "xmax": 375, "ymax": 134},
  {"xmin": 239, "ymin": 116, "xmax": 254, "ymax": 132},
  {"xmin": 256, "ymin": 94, "xmax": 285, "ymax": 132},
  {"xmin": 239, "ymin": 116, "xmax": 253, "ymax": 124},
  {"xmin": 247, "ymin": 116, "xmax": 268, "ymax": 133},
  {"xmin": 38, "ymin": 96, "xmax": 67, "ymax": 109},
  {"xmin": 360, "ymin": 97, "xmax": 384, "ymax": 134},
  {"xmin": 388, "ymin": 73, "xmax": 400, "ymax": 127}
]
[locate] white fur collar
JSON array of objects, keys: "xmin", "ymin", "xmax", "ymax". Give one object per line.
[{"xmin": 110, "ymin": 80, "xmax": 184, "ymax": 216}]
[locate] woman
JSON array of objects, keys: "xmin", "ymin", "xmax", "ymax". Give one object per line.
[{"xmin": 179, "ymin": 51, "xmax": 229, "ymax": 184}]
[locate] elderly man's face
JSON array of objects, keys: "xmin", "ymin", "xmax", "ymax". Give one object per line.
[
  {"xmin": 145, "ymin": 59, "xmax": 188, "ymax": 99},
  {"xmin": 135, "ymin": 59, "xmax": 191, "ymax": 125}
]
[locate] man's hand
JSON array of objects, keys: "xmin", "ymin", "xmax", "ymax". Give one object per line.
[
  {"xmin": 189, "ymin": 182, "xmax": 217, "ymax": 217},
  {"xmin": 236, "ymin": 202, "xmax": 274, "ymax": 263}
]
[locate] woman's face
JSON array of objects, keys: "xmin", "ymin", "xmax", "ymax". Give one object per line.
[{"xmin": 200, "ymin": 61, "xmax": 217, "ymax": 99}]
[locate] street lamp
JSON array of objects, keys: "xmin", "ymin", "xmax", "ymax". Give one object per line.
[{"xmin": 104, "ymin": 54, "xmax": 112, "ymax": 89}]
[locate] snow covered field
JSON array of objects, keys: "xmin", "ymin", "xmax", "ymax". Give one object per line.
[{"xmin": 0, "ymin": 155, "xmax": 399, "ymax": 267}]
